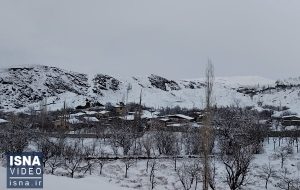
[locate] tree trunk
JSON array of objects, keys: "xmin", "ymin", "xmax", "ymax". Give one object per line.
[{"xmin": 125, "ymin": 168, "xmax": 128, "ymax": 178}]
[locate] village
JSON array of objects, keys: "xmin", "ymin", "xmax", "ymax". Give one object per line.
[
  {"xmin": 1, "ymin": 98, "xmax": 300, "ymax": 190},
  {"xmin": 1, "ymin": 97, "xmax": 300, "ymax": 137},
  {"xmin": 0, "ymin": 63, "xmax": 300, "ymax": 189}
]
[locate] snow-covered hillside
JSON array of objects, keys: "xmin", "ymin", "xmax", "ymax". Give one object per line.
[{"xmin": 1, "ymin": 65, "xmax": 300, "ymax": 114}]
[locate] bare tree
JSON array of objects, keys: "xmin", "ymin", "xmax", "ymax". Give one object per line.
[
  {"xmin": 273, "ymin": 146, "xmax": 292, "ymax": 169},
  {"xmin": 273, "ymin": 138, "xmax": 277, "ymax": 151},
  {"xmin": 39, "ymin": 98, "xmax": 48, "ymax": 130},
  {"xmin": 142, "ymin": 133, "xmax": 154, "ymax": 158},
  {"xmin": 276, "ymin": 167, "xmax": 300, "ymax": 190},
  {"xmin": 258, "ymin": 162, "xmax": 277, "ymax": 189},
  {"xmin": 215, "ymin": 107, "xmax": 265, "ymax": 190},
  {"xmin": 177, "ymin": 165, "xmax": 194, "ymax": 190},
  {"xmin": 60, "ymin": 100, "xmax": 69, "ymax": 129},
  {"xmin": 183, "ymin": 128, "xmax": 202, "ymax": 155},
  {"xmin": 36, "ymin": 136, "xmax": 56, "ymax": 168},
  {"xmin": 110, "ymin": 121, "xmax": 134, "ymax": 156},
  {"xmin": 142, "ymin": 133, "xmax": 155, "ymax": 172},
  {"xmin": 82, "ymin": 141, "xmax": 98, "ymax": 175},
  {"xmin": 208, "ymin": 157, "xmax": 217, "ymax": 190},
  {"xmin": 176, "ymin": 161, "xmax": 201, "ymax": 190},
  {"xmin": 123, "ymin": 157, "xmax": 135, "ymax": 178},
  {"xmin": 221, "ymin": 145, "xmax": 254, "ymax": 190},
  {"xmin": 149, "ymin": 159, "xmax": 157, "ymax": 189},
  {"xmin": 62, "ymin": 139, "xmax": 89, "ymax": 178},
  {"xmin": 0, "ymin": 124, "xmax": 29, "ymax": 154},
  {"xmin": 202, "ymin": 60, "xmax": 215, "ymax": 190},
  {"xmin": 154, "ymin": 130, "xmax": 177, "ymax": 155},
  {"xmin": 47, "ymin": 136, "xmax": 65, "ymax": 174},
  {"xmin": 94, "ymin": 123, "xmax": 108, "ymax": 140},
  {"xmin": 172, "ymin": 141, "xmax": 181, "ymax": 171},
  {"xmin": 95, "ymin": 144, "xmax": 109, "ymax": 175},
  {"xmin": 296, "ymin": 137, "xmax": 299, "ymax": 153},
  {"xmin": 96, "ymin": 158, "xmax": 109, "ymax": 175},
  {"xmin": 48, "ymin": 154, "xmax": 62, "ymax": 175}
]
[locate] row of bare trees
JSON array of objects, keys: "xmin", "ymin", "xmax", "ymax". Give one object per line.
[
  {"xmin": 33, "ymin": 135, "xmax": 135, "ymax": 178},
  {"xmin": 1, "ymin": 112, "xmax": 299, "ymax": 189}
]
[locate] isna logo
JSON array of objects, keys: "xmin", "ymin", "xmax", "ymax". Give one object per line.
[{"xmin": 7, "ymin": 152, "xmax": 43, "ymax": 189}]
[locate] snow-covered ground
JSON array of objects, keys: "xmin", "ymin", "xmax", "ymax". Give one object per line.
[
  {"xmin": 1, "ymin": 138, "xmax": 299, "ymax": 190},
  {"xmin": 0, "ymin": 166, "xmax": 129, "ymax": 190}
]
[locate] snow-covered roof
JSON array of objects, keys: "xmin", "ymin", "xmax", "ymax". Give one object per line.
[
  {"xmin": 282, "ymin": 115, "xmax": 299, "ymax": 119},
  {"xmin": 168, "ymin": 114, "xmax": 194, "ymax": 120},
  {"xmin": 259, "ymin": 120, "xmax": 268, "ymax": 124},
  {"xmin": 70, "ymin": 111, "xmax": 101, "ymax": 118},
  {"xmin": 70, "ymin": 112, "xmax": 86, "ymax": 117},
  {"xmin": 68, "ymin": 118, "xmax": 83, "ymax": 124},
  {"xmin": 141, "ymin": 110, "xmax": 158, "ymax": 119},
  {"xmin": 83, "ymin": 117, "xmax": 99, "ymax": 122},
  {"xmin": 285, "ymin": 126, "xmax": 299, "ymax": 131},
  {"xmin": 119, "ymin": 115, "xmax": 135, "ymax": 121},
  {"xmin": 167, "ymin": 123, "xmax": 182, "ymax": 127},
  {"xmin": 84, "ymin": 111, "xmax": 98, "ymax": 115},
  {"xmin": 99, "ymin": 110, "xmax": 110, "ymax": 114},
  {"xmin": 215, "ymin": 76, "xmax": 275, "ymax": 88},
  {"xmin": 0, "ymin": 119, "xmax": 8, "ymax": 123},
  {"xmin": 191, "ymin": 122, "xmax": 201, "ymax": 128}
]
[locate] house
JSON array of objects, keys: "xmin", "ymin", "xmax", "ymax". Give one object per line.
[
  {"xmin": 149, "ymin": 114, "xmax": 195, "ymax": 128},
  {"xmin": 54, "ymin": 112, "xmax": 82, "ymax": 128},
  {"xmin": 120, "ymin": 114, "xmax": 135, "ymax": 121},
  {"xmin": 53, "ymin": 119, "xmax": 71, "ymax": 129},
  {"xmin": 97, "ymin": 110, "xmax": 110, "ymax": 118},
  {"xmin": 0, "ymin": 118, "xmax": 8, "ymax": 124},
  {"xmin": 196, "ymin": 114, "xmax": 205, "ymax": 123},
  {"xmin": 114, "ymin": 102, "xmax": 126, "ymax": 115},
  {"xmin": 83, "ymin": 117, "xmax": 99, "ymax": 122},
  {"xmin": 282, "ymin": 115, "xmax": 300, "ymax": 126},
  {"xmin": 75, "ymin": 100, "xmax": 105, "ymax": 110},
  {"xmin": 54, "ymin": 114, "xmax": 100, "ymax": 129},
  {"xmin": 0, "ymin": 119, "xmax": 9, "ymax": 127},
  {"xmin": 167, "ymin": 114, "xmax": 195, "ymax": 123},
  {"xmin": 141, "ymin": 110, "xmax": 159, "ymax": 119}
]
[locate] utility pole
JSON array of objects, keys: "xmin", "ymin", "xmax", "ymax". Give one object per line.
[{"xmin": 126, "ymin": 83, "xmax": 132, "ymax": 105}]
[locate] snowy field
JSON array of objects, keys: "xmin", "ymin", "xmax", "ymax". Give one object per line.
[
  {"xmin": 1, "ymin": 137, "xmax": 300, "ymax": 190},
  {"xmin": 0, "ymin": 166, "xmax": 127, "ymax": 190}
]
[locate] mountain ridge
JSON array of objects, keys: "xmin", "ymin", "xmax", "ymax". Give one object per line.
[{"xmin": 0, "ymin": 65, "xmax": 300, "ymax": 114}]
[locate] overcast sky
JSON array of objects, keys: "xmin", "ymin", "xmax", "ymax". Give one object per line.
[{"xmin": 0, "ymin": 0, "xmax": 300, "ymax": 79}]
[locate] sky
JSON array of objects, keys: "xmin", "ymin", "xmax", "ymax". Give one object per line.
[{"xmin": 0, "ymin": 0, "xmax": 300, "ymax": 79}]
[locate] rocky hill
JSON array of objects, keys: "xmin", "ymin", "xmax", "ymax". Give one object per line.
[{"xmin": 1, "ymin": 65, "xmax": 300, "ymax": 114}]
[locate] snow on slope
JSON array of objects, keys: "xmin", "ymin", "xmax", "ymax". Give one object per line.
[
  {"xmin": 215, "ymin": 76, "xmax": 275, "ymax": 88},
  {"xmin": 0, "ymin": 65, "xmax": 89, "ymax": 110},
  {"xmin": 0, "ymin": 65, "xmax": 300, "ymax": 114},
  {"xmin": 276, "ymin": 76, "xmax": 300, "ymax": 86}
]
